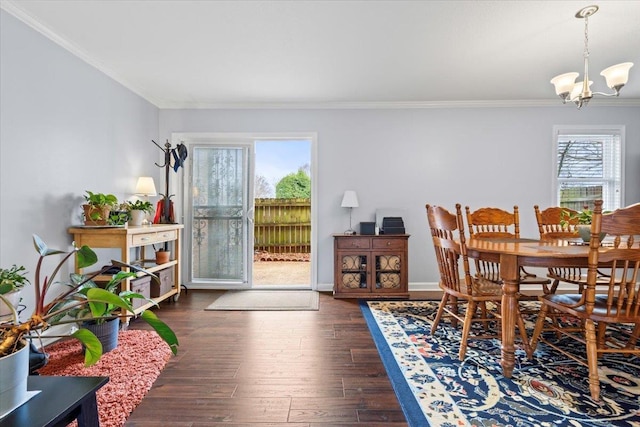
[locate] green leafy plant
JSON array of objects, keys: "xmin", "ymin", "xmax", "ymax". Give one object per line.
[
  {"xmin": 0, "ymin": 265, "xmax": 30, "ymax": 294},
  {"xmin": 68, "ymin": 271, "xmax": 156, "ymax": 326},
  {"xmin": 560, "ymin": 204, "xmax": 611, "ymax": 227},
  {"xmin": 127, "ymin": 200, "xmax": 154, "ymax": 213},
  {"xmin": 108, "ymin": 203, "xmax": 130, "ymax": 225},
  {"xmin": 84, "ymin": 191, "xmax": 118, "ymax": 208},
  {"xmin": 83, "ymin": 191, "xmax": 118, "ymax": 222},
  {"xmin": 560, "ymin": 206, "xmax": 593, "ymax": 227},
  {"xmin": 0, "ymin": 235, "xmax": 178, "ymax": 366}
]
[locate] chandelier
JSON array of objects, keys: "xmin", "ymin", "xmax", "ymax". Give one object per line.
[{"xmin": 550, "ymin": 5, "xmax": 633, "ymax": 109}]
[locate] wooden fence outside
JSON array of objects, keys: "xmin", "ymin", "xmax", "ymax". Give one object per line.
[
  {"xmin": 559, "ymin": 185, "xmax": 602, "ymax": 211},
  {"xmin": 254, "ymin": 198, "xmax": 311, "ymax": 253}
]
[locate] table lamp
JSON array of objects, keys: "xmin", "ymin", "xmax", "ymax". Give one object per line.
[
  {"xmin": 134, "ymin": 176, "xmax": 157, "ymax": 225},
  {"xmin": 135, "ymin": 177, "xmax": 157, "ymax": 199},
  {"xmin": 341, "ymin": 190, "xmax": 359, "ymax": 235}
]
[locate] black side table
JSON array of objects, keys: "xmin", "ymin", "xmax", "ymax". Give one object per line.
[{"xmin": 0, "ymin": 376, "xmax": 108, "ymax": 427}]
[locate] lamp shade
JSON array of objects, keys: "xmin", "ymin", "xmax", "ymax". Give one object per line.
[
  {"xmin": 341, "ymin": 190, "xmax": 359, "ymax": 208},
  {"xmin": 600, "ymin": 62, "xmax": 634, "ymax": 89},
  {"xmin": 135, "ymin": 176, "xmax": 157, "ymax": 196},
  {"xmin": 550, "ymin": 72, "xmax": 579, "ymax": 96}
]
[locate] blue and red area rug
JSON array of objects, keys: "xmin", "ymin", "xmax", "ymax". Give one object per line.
[{"xmin": 361, "ymin": 300, "xmax": 640, "ymax": 427}]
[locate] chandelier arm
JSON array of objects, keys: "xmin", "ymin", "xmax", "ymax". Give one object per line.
[{"xmin": 591, "ymin": 91, "xmax": 620, "ymax": 98}]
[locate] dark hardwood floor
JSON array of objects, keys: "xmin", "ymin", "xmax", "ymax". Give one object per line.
[{"xmin": 124, "ymin": 290, "xmax": 423, "ymax": 426}]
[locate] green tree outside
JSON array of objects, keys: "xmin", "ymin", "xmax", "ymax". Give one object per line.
[{"xmin": 275, "ymin": 167, "xmax": 311, "ymax": 198}]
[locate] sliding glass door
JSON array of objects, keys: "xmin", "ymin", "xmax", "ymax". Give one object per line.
[{"xmin": 189, "ymin": 144, "xmax": 253, "ymax": 286}]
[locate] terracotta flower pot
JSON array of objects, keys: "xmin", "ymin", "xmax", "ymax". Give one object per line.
[{"xmin": 155, "ymin": 250, "xmax": 170, "ymax": 265}]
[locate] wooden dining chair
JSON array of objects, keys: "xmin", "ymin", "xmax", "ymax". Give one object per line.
[
  {"xmin": 427, "ymin": 203, "xmax": 530, "ymax": 360},
  {"xmin": 534, "ymin": 205, "xmax": 613, "ymax": 294},
  {"xmin": 534, "ymin": 205, "xmax": 582, "ymax": 293},
  {"xmin": 529, "ymin": 200, "xmax": 640, "ymax": 401},
  {"xmin": 465, "ymin": 205, "xmax": 552, "ymax": 294}
]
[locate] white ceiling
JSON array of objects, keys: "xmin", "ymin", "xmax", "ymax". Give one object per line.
[{"xmin": 3, "ymin": 0, "xmax": 640, "ymax": 108}]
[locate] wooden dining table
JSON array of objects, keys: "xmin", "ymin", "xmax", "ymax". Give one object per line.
[{"xmin": 465, "ymin": 237, "xmax": 593, "ymax": 378}]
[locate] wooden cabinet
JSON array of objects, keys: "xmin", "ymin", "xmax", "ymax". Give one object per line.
[
  {"xmin": 333, "ymin": 234, "xmax": 409, "ymax": 299},
  {"xmin": 68, "ymin": 224, "xmax": 183, "ymax": 314}
]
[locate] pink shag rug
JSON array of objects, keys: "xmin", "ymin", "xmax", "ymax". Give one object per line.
[{"xmin": 36, "ymin": 330, "xmax": 172, "ymax": 427}]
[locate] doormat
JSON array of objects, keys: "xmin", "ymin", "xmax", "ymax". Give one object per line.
[{"xmin": 205, "ymin": 290, "xmax": 319, "ymax": 311}]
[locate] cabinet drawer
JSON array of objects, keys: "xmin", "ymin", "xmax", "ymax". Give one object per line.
[
  {"xmin": 131, "ymin": 230, "xmax": 177, "ymax": 246},
  {"xmin": 336, "ymin": 237, "xmax": 371, "ymax": 249},
  {"xmin": 372, "ymin": 238, "xmax": 405, "ymax": 250},
  {"xmin": 156, "ymin": 230, "xmax": 178, "ymax": 241}
]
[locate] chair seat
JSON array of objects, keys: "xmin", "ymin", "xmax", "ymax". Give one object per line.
[
  {"xmin": 471, "ymin": 277, "xmax": 503, "ymax": 296},
  {"xmin": 542, "ymin": 293, "xmax": 640, "ymax": 323}
]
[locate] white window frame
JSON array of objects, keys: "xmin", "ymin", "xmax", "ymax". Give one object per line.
[{"xmin": 552, "ymin": 125, "xmax": 625, "ymax": 212}]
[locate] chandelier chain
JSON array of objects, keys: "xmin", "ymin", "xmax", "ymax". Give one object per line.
[{"xmin": 583, "ymin": 14, "xmax": 589, "ymax": 60}]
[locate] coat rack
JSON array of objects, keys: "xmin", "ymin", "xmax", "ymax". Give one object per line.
[{"xmin": 152, "ymin": 139, "xmax": 188, "ymax": 224}]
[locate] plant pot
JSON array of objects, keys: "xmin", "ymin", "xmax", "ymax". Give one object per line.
[
  {"xmin": 0, "ymin": 340, "xmax": 29, "ymax": 417},
  {"xmin": 0, "ymin": 289, "xmax": 21, "ymax": 318},
  {"xmin": 83, "ymin": 204, "xmax": 111, "ymax": 226},
  {"xmin": 129, "ymin": 209, "xmax": 146, "ymax": 226},
  {"xmin": 577, "ymin": 225, "xmax": 606, "ymax": 243},
  {"xmin": 82, "ymin": 317, "xmax": 120, "ymax": 353},
  {"xmin": 155, "ymin": 250, "xmax": 170, "ymax": 265}
]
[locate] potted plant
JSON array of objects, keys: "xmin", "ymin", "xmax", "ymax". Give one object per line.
[
  {"xmin": 0, "ymin": 265, "xmax": 29, "ymax": 317},
  {"xmin": 127, "ymin": 200, "xmax": 154, "ymax": 226},
  {"xmin": 153, "ymin": 243, "xmax": 171, "ymax": 265},
  {"xmin": 108, "ymin": 203, "xmax": 130, "ymax": 226},
  {"xmin": 561, "ymin": 205, "xmax": 606, "ymax": 242},
  {"xmin": 83, "ymin": 191, "xmax": 118, "ymax": 226},
  {"xmin": 0, "ymin": 235, "xmax": 179, "ymax": 416}
]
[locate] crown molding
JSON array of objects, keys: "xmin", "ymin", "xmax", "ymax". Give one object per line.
[
  {"xmin": 1, "ymin": 0, "xmax": 162, "ymax": 107},
  {"xmin": 156, "ymin": 98, "xmax": 640, "ymax": 110}
]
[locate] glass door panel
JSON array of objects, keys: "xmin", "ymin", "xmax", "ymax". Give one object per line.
[{"xmin": 190, "ymin": 145, "xmax": 251, "ymax": 284}]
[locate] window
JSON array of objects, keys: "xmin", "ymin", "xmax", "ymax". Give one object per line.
[{"xmin": 554, "ymin": 126, "xmax": 624, "ymax": 212}]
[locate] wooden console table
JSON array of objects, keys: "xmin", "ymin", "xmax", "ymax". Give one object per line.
[
  {"xmin": 0, "ymin": 376, "xmax": 108, "ymax": 427},
  {"xmin": 68, "ymin": 224, "xmax": 183, "ymax": 311}
]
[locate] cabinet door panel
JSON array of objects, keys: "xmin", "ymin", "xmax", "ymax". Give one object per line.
[
  {"xmin": 336, "ymin": 253, "xmax": 370, "ymax": 293},
  {"xmin": 374, "ymin": 253, "xmax": 404, "ymax": 292}
]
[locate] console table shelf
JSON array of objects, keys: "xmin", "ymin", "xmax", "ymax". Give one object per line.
[{"xmin": 68, "ymin": 224, "xmax": 183, "ymax": 311}]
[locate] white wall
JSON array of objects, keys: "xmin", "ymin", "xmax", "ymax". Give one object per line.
[
  {"xmin": 160, "ymin": 107, "xmax": 640, "ymax": 290},
  {"xmin": 0, "ymin": 11, "xmax": 160, "ymax": 312},
  {"xmin": 2, "ymin": 8, "xmax": 639, "ymax": 296}
]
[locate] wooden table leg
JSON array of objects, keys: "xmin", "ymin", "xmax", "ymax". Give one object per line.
[{"xmin": 500, "ymin": 253, "xmax": 520, "ymax": 378}]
